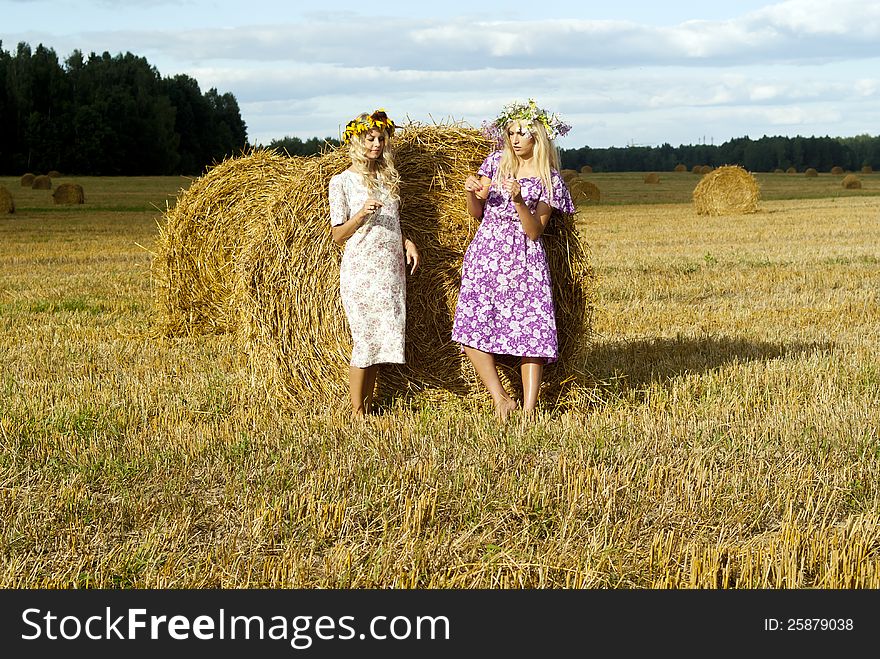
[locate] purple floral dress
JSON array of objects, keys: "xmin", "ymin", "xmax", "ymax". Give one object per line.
[{"xmin": 452, "ymin": 150, "xmax": 575, "ymax": 363}]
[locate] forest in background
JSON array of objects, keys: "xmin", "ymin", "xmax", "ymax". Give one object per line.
[{"xmin": 2, "ymin": 41, "xmax": 878, "ymax": 176}]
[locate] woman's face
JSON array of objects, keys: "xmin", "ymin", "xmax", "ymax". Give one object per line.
[
  {"xmin": 364, "ymin": 129, "xmax": 386, "ymax": 160},
  {"xmin": 507, "ymin": 121, "xmax": 535, "ymax": 158}
]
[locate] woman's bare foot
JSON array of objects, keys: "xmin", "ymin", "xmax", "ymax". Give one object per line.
[{"xmin": 494, "ymin": 397, "xmax": 518, "ymax": 421}]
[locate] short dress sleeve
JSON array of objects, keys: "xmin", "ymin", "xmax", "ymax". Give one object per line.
[
  {"xmin": 477, "ymin": 150, "xmax": 502, "ymax": 179},
  {"xmin": 329, "ymin": 174, "xmax": 349, "ymax": 227},
  {"xmin": 542, "ymin": 170, "xmax": 576, "ymax": 214}
]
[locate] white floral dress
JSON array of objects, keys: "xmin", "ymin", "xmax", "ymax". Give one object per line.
[{"xmin": 329, "ymin": 170, "xmax": 406, "ymax": 368}]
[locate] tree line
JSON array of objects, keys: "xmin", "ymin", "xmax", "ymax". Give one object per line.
[
  {"xmin": 0, "ymin": 41, "xmax": 248, "ymax": 175},
  {"xmin": 3, "ymin": 40, "xmax": 878, "ymax": 176},
  {"xmin": 559, "ymin": 134, "xmax": 879, "ymax": 173}
]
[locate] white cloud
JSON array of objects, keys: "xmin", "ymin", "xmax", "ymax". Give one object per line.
[{"xmin": 2, "ymin": 0, "xmax": 879, "ymax": 146}]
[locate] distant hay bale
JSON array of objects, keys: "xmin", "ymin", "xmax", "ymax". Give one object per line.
[
  {"xmin": 699, "ymin": 165, "xmax": 713, "ymax": 174},
  {"xmin": 862, "ymin": 165, "xmax": 873, "ymax": 174},
  {"xmin": 691, "ymin": 165, "xmax": 702, "ymax": 174},
  {"xmin": 47, "ymin": 170, "xmax": 62, "ymax": 178},
  {"xmin": 0, "ymin": 186, "xmax": 13, "ymax": 214},
  {"xmin": 568, "ymin": 177, "xmax": 601, "ymax": 204},
  {"xmin": 842, "ymin": 174, "xmax": 862, "ymax": 189},
  {"xmin": 580, "ymin": 165, "xmax": 593, "ymax": 174},
  {"xmin": 31, "ymin": 175, "xmax": 52, "ymax": 190},
  {"xmin": 153, "ymin": 125, "xmax": 595, "ymax": 410},
  {"xmin": 692, "ymin": 165, "xmax": 760, "ymax": 216},
  {"xmin": 773, "ymin": 168, "xmax": 784, "ymax": 174},
  {"xmin": 20, "ymin": 173, "xmax": 35, "ymax": 187},
  {"xmin": 674, "ymin": 164, "xmax": 687, "ymax": 172},
  {"xmin": 52, "ymin": 183, "xmax": 85, "ymax": 205},
  {"xmin": 786, "ymin": 167, "xmax": 797, "ymax": 174},
  {"xmin": 643, "ymin": 172, "xmax": 660, "ymax": 184},
  {"xmin": 831, "ymin": 166, "xmax": 844, "ymax": 175},
  {"xmin": 805, "ymin": 168, "xmax": 818, "ymax": 177},
  {"xmin": 560, "ymin": 169, "xmax": 579, "ymax": 183}
]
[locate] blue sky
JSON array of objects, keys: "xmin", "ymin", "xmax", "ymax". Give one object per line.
[{"xmin": 3, "ymin": 0, "xmax": 878, "ymax": 149}]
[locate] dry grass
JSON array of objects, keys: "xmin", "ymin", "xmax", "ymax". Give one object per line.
[{"xmin": 1, "ymin": 175, "xmax": 879, "ymax": 588}]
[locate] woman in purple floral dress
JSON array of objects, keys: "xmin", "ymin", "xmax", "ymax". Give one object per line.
[{"xmin": 452, "ymin": 100, "xmax": 574, "ymax": 419}]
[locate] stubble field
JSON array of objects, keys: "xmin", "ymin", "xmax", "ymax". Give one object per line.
[{"xmin": 1, "ymin": 170, "xmax": 878, "ymax": 587}]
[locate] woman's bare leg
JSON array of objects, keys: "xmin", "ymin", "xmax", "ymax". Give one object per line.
[
  {"xmin": 521, "ymin": 358, "xmax": 544, "ymax": 416},
  {"xmin": 363, "ymin": 364, "xmax": 379, "ymax": 414},
  {"xmin": 464, "ymin": 346, "xmax": 518, "ymax": 420},
  {"xmin": 349, "ymin": 365, "xmax": 369, "ymax": 419}
]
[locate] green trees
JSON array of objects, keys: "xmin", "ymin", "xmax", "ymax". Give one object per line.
[
  {"xmin": 560, "ymin": 134, "xmax": 879, "ymax": 173},
  {"xmin": 0, "ymin": 41, "xmax": 248, "ymax": 175}
]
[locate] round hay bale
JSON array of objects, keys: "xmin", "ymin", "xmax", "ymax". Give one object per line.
[
  {"xmin": 31, "ymin": 175, "xmax": 52, "ymax": 190},
  {"xmin": 831, "ymin": 166, "xmax": 844, "ymax": 175},
  {"xmin": 643, "ymin": 172, "xmax": 660, "ymax": 184},
  {"xmin": 0, "ymin": 186, "xmax": 14, "ymax": 214},
  {"xmin": 786, "ymin": 167, "xmax": 797, "ymax": 174},
  {"xmin": 47, "ymin": 170, "xmax": 62, "ymax": 178},
  {"xmin": 674, "ymin": 164, "xmax": 687, "ymax": 172},
  {"xmin": 862, "ymin": 165, "xmax": 873, "ymax": 174},
  {"xmin": 560, "ymin": 168, "xmax": 579, "ymax": 183},
  {"xmin": 699, "ymin": 165, "xmax": 713, "ymax": 174},
  {"xmin": 568, "ymin": 177, "xmax": 601, "ymax": 204},
  {"xmin": 580, "ymin": 165, "xmax": 592, "ymax": 174},
  {"xmin": 805, "ymin": 168, "xmax": 818, "ymax": 177},
  {"xmin": 773, "ymin": 168, "xmax": 784, "ymax": 174},
  {"xmin": 52, "ymin": 182, "xmax": 85, "ymax": 205},
  {"xmin": 154, "ymin": 125, "xmax": 596, "ymax": 410},
  {"xmin": 842, "ymin": 174, "xmax": 862, "ymax": 189},
  {"xmin": 20, "ymin": 173, "xmax": 35, "ymax": 187},
  {"xmin": 692, "ymin": 165, "xmax": 760, "ymax": 216},
  {"xmin": 152, "ymin": 149, "xmax": 305, "ymax": 336},
  {"xmin": 691, "ymin": 165, "xmax": 702, "ymax": 174}
]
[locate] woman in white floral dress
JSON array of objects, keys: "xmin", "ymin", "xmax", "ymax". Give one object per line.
[{"xmin": 329, "ymin": 109, "xmax": 420, "ymax": 419}]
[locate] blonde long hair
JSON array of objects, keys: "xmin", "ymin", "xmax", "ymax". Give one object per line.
[
  {"xmin": 496, "ymin": 119, "xmax": 560, "ymax": 205},
  {"xmin": 347, "ymin": 114, "xmax": 401, "ymax": 201}
]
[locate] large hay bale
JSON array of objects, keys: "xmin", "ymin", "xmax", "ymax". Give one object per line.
[
  {"xmin": 786, "ymin": 167, "xmax": 797, "ymax": 174},
  {"xmin": 805, "ymin": 168, "xmax": 818, "ymax": 177},
  {"xmin": 152, "ymin": 149, "xmax": 304, "ymax": 335},
  {"xmin": 831, "ymin": 166, "xmax": 844, "ymax": 175},
  {"xmin": 0, "ymin": 186, "xmax": 13, "ymax": 214},
  {"xmin": 568, "ymin": 177, "xmax": 601, "ymax": 204},
  {"xmin": 862, "ymin": 165, "xmax": 873, "ymax": 174},
  {"xmin": 31, "ymin": 175, "xmax": 52, "ymax": 190},
  {"xmin": 52, "ymin": 183, "xmax": 85, "ymax": 205},
  {"xmin": 47, "ymin": 170, "xmax": 62, "ymax": 178},
  {"xmin": 154, "ymin": 125, "xmax": 595, "ymax": 410},
  {"xmin": 674, "ymin": 164, "xmax": 687, "ymax": 172},
  {"xmin": 644, "ymin": 172, "xmax": 660, "ymax": 184},
  {"xmin": 692, "ymin": 165, "xmax": 760, "ymax": 216},
  {"xmin": 580, "ymin": 165, "xmax": 593, "ymax": 174},
  {"xmin": 20, "ymin": 173, "xmax": 35, "ymax": 187},
  {"xmin": 842, "ymin": 174, "xmax": 862, "ymax": 189}
]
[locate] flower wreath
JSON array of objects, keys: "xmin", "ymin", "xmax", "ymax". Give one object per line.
[
  {"xmin": 480, "ymin": 98, "xmax": 571, "ymax": 148},
  {"xmin": 342, "ymin": 108, "xmax": 396, "ymax": 144}
]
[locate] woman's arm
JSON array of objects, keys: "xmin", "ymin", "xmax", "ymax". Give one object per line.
[
  {"xmin": 464, "ymin": 174, "xmax": 491, "ymax": 219},
  {"xmin": 331, "ymin": 206, "xmax": 372, "ymax": 245},
  {"xmin": 503, "ymin": 179, "xmax": 552, "ymax": 240}
]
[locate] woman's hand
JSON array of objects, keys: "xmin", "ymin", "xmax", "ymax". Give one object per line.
[
  {"xmin": 465, "ymin": 174, "xmax": 488, "ymax": 200},
  {"xmin": 359, "ymin": 198, "xmax": 383, "ymax": 221},
  {"xmin": 404, "ymin": 239, "xmax": 420, "ymax": 275},
  {"xmin": 501, "ymin": 176, "xmax": 523, "ymax": 204}
]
